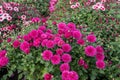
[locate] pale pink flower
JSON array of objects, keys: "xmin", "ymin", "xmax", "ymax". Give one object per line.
[
  {"xmin": 21, "ymin": 15, "xmax": 26, "ymax": 20},
  {"xmin": 7, "ymin": 16, "xmax": 12, "ymax": 21},
  {"xmin": 14, "ymin": 7, "xmax": 19, "ymax": 12},
  {"xmin": 75, "ymin": 2, "xmax": 80, "ymax": 7},
  {"xmin": 71, "ymin": 5, "xmax": 76, "ymax": 9},
  {"xmin": 100, "ymin": 6, "xmax": 105, "ymax": 11}
]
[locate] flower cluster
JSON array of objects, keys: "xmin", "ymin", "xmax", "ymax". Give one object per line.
[
  {"xmin": 0, "ymin": 50, "xmax": 9, "ymax": 68},
  {"xmin": 92, "ymin": 2, "xmax": 106, "ymax": 11},
  {"xmin": 11, "ymin": 22, "xmax": 106, "ymax": 79},
  {"xmin": 62, "ymin": 70, "xmax": 79, "ymax": 80},
  {"xmin": 49, "ymin": 0, "xmax": 58, "ymax": 13},
  {"xmin": 0, "ymin": 2, "xmax": 20, "ymax": 22},
  {"xmin": 69, "ymin": 0, "xmax": 80, "ymax": 9}
]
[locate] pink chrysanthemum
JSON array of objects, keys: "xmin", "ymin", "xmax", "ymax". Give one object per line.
[
  {"xmin": 29, "ymin": 30, "xmax": 38, "ymax": 39},
  {"xmin": 57, "ymin": 22, "xmax": 67, "ymax": 30},
  {"xmin": 58, "ymin": 40, "xmax": 65, "ymax": 47},
  {"xmin": 87, "ymin": 34, "xmax": 96, "ymax": 43},
  {"xmin": 54, "ymin": 37, "xmax": 62, "ymax": 44},
  {"xmin": 96, "ymin": 46, "xmax": 104, "ymax": 54},
  {"xmin": 83, "ymin": 63, "xmax": 89, "ymax": 69},
  {"xmin": 61, "ymin": 71, "xmax": 69, "ymax": 80},
  {"xmin": 72, "ymin": 30, "xmax": 82, "ymax": 39},
  {"xmin": 62, "ymin": 44, "xmax": 72, "ymax": 52},
  {"xmin": 44, "ymin": 73, "xmax": 53, "ymax": 80},
  {"xmin": 85, "ymin": 46, "xmax": 96, "ymax": 57},
  {"xmin": 46, "ymin": 40, "xmax": 55, "ymax": 48},
  {"xmin": 78, "ymin": 59, "xmax": 85, "ymax": 66},
  {"xmin": 0, "ymin": 57, "xmax": 9, "ymax": 67},
  {"xmin": 20, "ymin": 41, "xmax": 30, "ymax": 54},
  {"xmin": 96, "ymin": 60, "xmax": 105, "ymax": 69},
  {"xmin": 41, "ymin": 33, "xmax": 47, "ymax": 39},
  {"xmin": 23, "ymin": 34, "xmax": 31, "ymax": 41},
  {"xmin": 67, "ymin": 22, "xmax": 76, "ymax": 30},
  {"xmin": 7, "ymin": 38, "xmax": 12, "ymax": 43},
  {"xmin": 96, "ymin": 52, "xmax": 105, "ymax": 61},
  {"xmin": 39, "ymin": 26, "xmax": 46, "ymax": 31},
  {"xmin": 42, "ymin": 50, "xmax": 53, "ymax": 61},
  {"xmin": 12, "ymin": 40, "xmax": 21, "ymax": 48},
  {"xmin": 56, "ymin": 48, "xmax": 63, "ymax": 55},
  {"xmin": 60, "ymin": 63, "xmax": 70, "ymax": 72},
  {"xmin": 62, "ymin": 54, "xmax": 72, "ymax": 63},
  {"xmin": 64, "ymin": 31, "xmax": 72, "ymax": 39},
  {"xmin": 41, "ymin": 39, "xmax": 48, "ymax": 47},
  {"xmin": 0, "ymin": 50, "xmax": 7, "ymax": 58},
  {"xmin": 77, "ymin": 39, "xmax": 85, "ymax": 46},
  {"xmin": 51, "ymin": 55, "xmax": 61, "ymax": 65},
  {"xmin": 33, "ymin": 38, "xmax": 41, "ymax": 47},
  {"xmin": 69, "ymin": 71, "xmax": 79, "ymax": 80}
]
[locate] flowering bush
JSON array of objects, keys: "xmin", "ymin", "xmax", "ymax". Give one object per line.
[
  {"xmin": 0, "ymin": 0, "xmax": 120, "ymax": 80},
  {"xmin": 1, "ymin": 22, "xmax": 107, "ymax": 80}
]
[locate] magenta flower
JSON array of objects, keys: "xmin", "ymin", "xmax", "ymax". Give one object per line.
[
  {"xmin": 33, "ymin": 38, "xmax": 41, "ymax": 47},
  {"xmin": 67, "ymin": 22, "xmax": 76, "ymax": 30},
  {"xmin": 56, "ymin": 48, "xmax": 63, "ymax": 55},
  {"xmin": 58, "ymin": 40, "xmax": 65, "ymax": 47},
  {"xmin": 0, "ymin": 50, "xmax": 7, "ymax": 58},
  {"xmin": 62, "ymin": 54, "xmax": 72, "ymax": 63},
  {"xmin": 69, "ymin": 71, "xmax": 79, "ymax": 80},
  {"xmin": 83, "ymin": 63, "xmax": 89, "ymax": 69},
  {"xmin": 60, "ymin": 63, "xmax": 70, "ymax": 72},
  {"xmin": 0, "ymin": 57, "xmax": 9, "ymax": 67},
  {"xmin": 46, "ymin": 40, "xmax": 55, "ymax": 48},
  {"xmin": 20, "ymin": 41, "xmax": 30, "ymax": 54},
  {"xmin": 29, "ymin": 30, "xmax": 38, "ymax": 39},
  {"xmin": 51, "ymin": 55, "xmax": 61, "ymax": 65},
  {"xmin": 44, "ymin": 73, "xmax": 53, "ymax": 80},
  {"xmin": 78, "ymin": 59, "xmax": 85, "ymax": 66},
  {"xmin": 57, "ymin": 22, "xmax": 67, "ymax": 30},
  {"xmin": 23, "ymin": 34, "xmax": 31, "ymax": 41},
  {"xmin": 96, "ymin": 46, "xmax": 104, "ymax": 54},
  {"xmin": 96, "ymin": 52, "xmax": 105, "ymax": 61},
  {"xmin": 41, "ymin": 33, "xmax": 47, "ymax": 39},
  {"xmin": 77, "ymin": 39, "xmax": 85, "ymax": 46},
  {"xmin": 61, "ymin": 71, "xmax": 69, "ymax": 80},
  {"xmin": 72, "ymin": 30, "xmax": 82, "ymax": 39},
  {"xmin": 85, "ymin": 46, "xmax": 96, "ymax": 57},
  {"xmin": 87, "ymin": 34, "xmax": 96, "ymax": 43},
  {"xmin": 64, "ymin": 31, "xmax": 72, "ymax": 39},
  {"xmin": 96, "ymin": 60, "xmax": 105, "ymax": 69},
  {"xmin": 24, "ymin": 48, "xmax": 30, "ymax": 54},
  {"xmin": 54, "ymin": 37, "xmax": 62, "ymax": 43},
  {"xmin": 42, "ymin": 50, "xmax": 53, "ymax": 61},
  {"xmin": 52, "ymin": 21, "xmax": 57, "ymax": 25},
  {"xmin": 31, "ymin": 17, "xmax": 40, "ymax": 23},
  {"xmin": 7, "ymin": 38, "xmax": 12, "ymax": 43},
  {"xmin": 41, "ymin": 39, "xmax": 48, "ymax": 47},
  {"xmin": 62, "ymin": 44, "xmax": 72, "ymax": 52},
  {"xmin": 12, "ymin": 40, "xmax": 21, "ymax": 48},
  {"xmin": 39, "ymin": 26, "xmax": 46, "ymax": 31}
]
